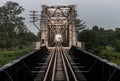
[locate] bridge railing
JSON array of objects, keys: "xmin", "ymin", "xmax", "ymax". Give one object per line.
[
  {"xmin": 0, "ymin": 46, "xmax": 48, "ymax": 81},
  {"xmin": 69, "ymin": 46, "xmax": 120, "ymax": 81}
]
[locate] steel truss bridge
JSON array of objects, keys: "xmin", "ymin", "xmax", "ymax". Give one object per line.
[{"xmin": 0, "ymin": 5, "xmax": 120, "ymax": 81}]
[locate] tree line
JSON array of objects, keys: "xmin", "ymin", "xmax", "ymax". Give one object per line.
[
  {"xmin": 78, "ymin": 25, "xmax": 120, "ymax": 63},
  {"xmin": 0, "ymin": 1, "xmax": 39, "ymax": 49},
  {"xmin": 78, "ymin": 25, "xmax": 120, "ymax": 51}
]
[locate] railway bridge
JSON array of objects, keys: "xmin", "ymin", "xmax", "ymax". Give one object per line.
[
  {"xmin": 0, "ymin": 5, "xmax": 120, "ymax": 81},
  {"xmin": 40, "ymin": 5, "xmax": 77, "ymax": 49}
]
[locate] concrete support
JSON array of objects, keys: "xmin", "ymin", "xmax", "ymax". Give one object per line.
[
  {"xmin": 71, "ymin": 5, "xmax": 77, "ymax": 46},
  {"xmin": 41, "ymin": 5, "xmax": 47, "ymax": 46}
]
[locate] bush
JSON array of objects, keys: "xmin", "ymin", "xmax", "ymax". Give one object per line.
[{"xmin": 100, "ymin": 50, "xmax": 113, "ymax": 60}]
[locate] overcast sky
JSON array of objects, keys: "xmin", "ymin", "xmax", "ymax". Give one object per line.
[{"xmin": 1, "ymin": 0, "xmax": 120, "ymax": 34}]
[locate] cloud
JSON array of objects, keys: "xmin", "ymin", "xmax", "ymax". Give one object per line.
[{"xmin": 1, "ymin": 0, "xmax": 120, "ymax": 32}]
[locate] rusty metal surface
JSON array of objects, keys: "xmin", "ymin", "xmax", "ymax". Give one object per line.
[{"xmin": 40, "ymin": 5, "xmax": 77, "ymax": 48}]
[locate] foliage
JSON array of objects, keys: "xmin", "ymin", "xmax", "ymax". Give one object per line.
[
  {"xmin": 75, "ymin": 19, "xmax": 86, "ymax": 30},
  {"xmin": 78, "ymin": 25, "xmax": 116, "ymax": 50},
  {"xmin": 115, "ymin": 28, "xmax": 120, "ymax": 39},
  {"xmin": 114, "ymin": 40, "xmax": 120, "ymax": 51},
  {"xmin": 0, "ymin": 40, "xmax": 6, "ymax": 48},
  {"xmin": 75, "ymin": 19, "xmax": 86, "ymax": 38},
  {"xmin": 78, "ymin": 29, "xmax": 96, "ymax": 49},
  {"xmin": 18, "ymin": 31, "xmax": 39, "ymax": 45},
  {"xmin": 100, "ymin": 50, "xmax": 113, "ymax": 61},
  {"xmin": 99, "ymin": 49, "xmax": 120, "ymax": 65},
  {"xmin": 0, "ymin": 1, "xmax": 39, "ymax": 49},
  {"xmin": 78, "ymin": 25, "xmax": 120, "ymax": 65},
  {"xmin": 0, "ymin": 1, "xmax": 26, "ymax": 34}
]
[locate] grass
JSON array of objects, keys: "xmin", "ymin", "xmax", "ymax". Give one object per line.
[{"xmin": 0, "ymin": 46, "xmax": 32, "ymax": 67}]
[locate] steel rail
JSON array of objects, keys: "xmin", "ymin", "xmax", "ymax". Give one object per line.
[
  {"xmin": 62, "ymin": 46, "xmax": 78, "ymax": 81},
  {"xmin": 51, "ymin": 42, "xmax": 70, "ymax": 81},
  {"xmin": 60, "ymin": 47, "xmax": 70, "ymax": 81},
  {"xmin": 43, "ymin": 47, "xmax": 56, "ymax": 81},
  {"xmin": 43, "ymin": 42, "xmax": 78, "ymax": 81},
  {"xmin": 51, "ymin": 47, "xmax": 58, "ymax": 81}
]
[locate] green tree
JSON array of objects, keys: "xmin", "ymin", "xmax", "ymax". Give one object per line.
[
  {"xmin": 0, "ymin": 1, "xmax": 26, "ymax": 38},
  {"xmin": 115, "ymin": 28, "xmax": 120, "ymax": 40},
  {"xmin": 0, "ymin": 1, "xmax": 27, "ymax": 48},
  {"xmin": 75, "ymin": 19, "xmax": 87, "ymax": 41},
  {"xmin": 0, "ymin": 32, "xmax": 8, "ymax": 48},
  {"xmin": 78, "ymin": 26, "xmax": 115, "ymax": 51},
  {"xmin": 113, "ymin": 28, "xmax": 120, "ymax": 51},
  {"xmin": 114, "ymin": 40, "xmax": 120, "ymax": 51},
  {"xmin": 18, "ymin": 31, "xmax": 39, "ymax": 45},
  {"xmin": 75, "ymin": 19, "xmax": 86, "ymax": 30},
  {"xmin": 92, "ymin": 25, "xmax": 99, "ymax": 31},
  {"xmin": 78, "ymin": 29, "xmax": 96, "ymax": 49}
]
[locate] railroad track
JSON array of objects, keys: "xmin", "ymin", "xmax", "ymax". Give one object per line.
[
  {"xmin": 0, "ymin": 43, "xmax": 119, "ymax": 81},
  {"xmin": 34, "ymin": 42, "xmax": 86, "ymax": 81},
  {"xmin": 41, "ymin": 42, "xmax": 77, "ymax": 81}
]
